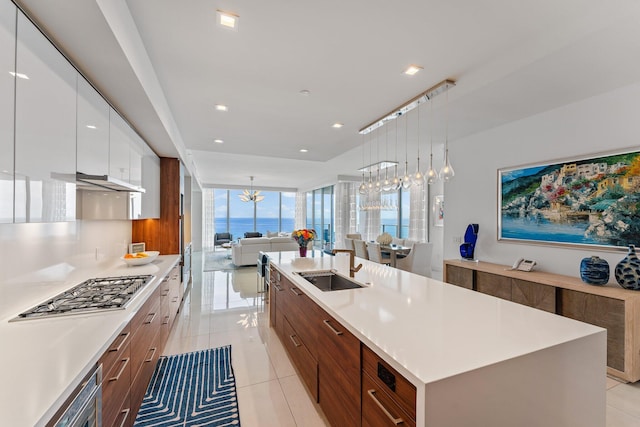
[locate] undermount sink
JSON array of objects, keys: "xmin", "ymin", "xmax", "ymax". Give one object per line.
[{"xmin": 296, "ymin": 270, "xmax": 365, "ymax": 292}]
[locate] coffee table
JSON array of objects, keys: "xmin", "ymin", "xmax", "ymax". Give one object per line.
[{"xmin": 221, "ymin": 242, "xmax": 232, "ymax": 258}]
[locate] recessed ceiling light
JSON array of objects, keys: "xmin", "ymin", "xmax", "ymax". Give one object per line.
[
  {"xmin": 299, "ymin": 89, "xmax": 311, "ymax": 96},
  {"xmin": 86, "ymin": 125, "xmax": 97, "ymax": 129},
  {"xmin": 214, "ymin": 139, "xmax": 224, "ymax": 144},
  {"xmin": 214, "ymin": 104, "xmax": 228, "ymax": 112},
  {"xmin": 216, "ymin": 10, "xmax": 239, "ymax": 31},
  {"xmin": 332, "ymin": 123, "xmax": 344, "ymax": 128},
  {"xmin": 403, "ymin": 65, "xmax": 423, "ymax": 76},
  {"xmin": 300, "ymin": 149, "xmax": 308, "ymax": 153},
  {"xmin": 9, "ymin": 71, "xmax": 29, "ymax": 79}
]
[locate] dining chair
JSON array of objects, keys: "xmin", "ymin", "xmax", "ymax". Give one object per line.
[
  {"xmin": 346, "ymin": 233, "xmax": 362, "ymax": 240},
  {"xmin": 344, "ymin": 237, "xmax": 355, "ymax": 251},
  {"xmin": 354, "ymin": 239, "xmax": 369, "ymax": 260},
  {"xmin": 396, "ymin": 242, "xmax": 433, "ymax": 277},
  {"xmin": 366, "ymin": 242, "xmax": 391, "ymax": 265}
]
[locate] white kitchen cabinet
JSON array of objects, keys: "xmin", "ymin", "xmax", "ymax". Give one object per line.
[
  {"xmin": 140, "ymin": 143, "xmax": 160, "ymax": 218},
  {"xmin": 14, "ymin": 11, "xmax": 76, "ymax": 223},
  {"xmin": 0, "ymin": 2, "xmax": 15, "ymax": 223},
  {"xmin": 77, "ymin": 76, "xmax": 109, "ymax": 176},
  {"xmin": 109, "ymin": 108, "xmax": 131, "ymax": 183},
  {"xmin": 129, "ymin": 127, "xmax": 143, "ymax": 188}
]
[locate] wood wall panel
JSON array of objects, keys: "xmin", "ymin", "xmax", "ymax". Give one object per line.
[{"xmin": 131, "ymin": 157, "xmax": 180, "ymax": 255}]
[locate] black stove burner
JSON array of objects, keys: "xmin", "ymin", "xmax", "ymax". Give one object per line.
[{"xmin": 14, "ymin": 275, "xmax": 154, "ymax": 320}]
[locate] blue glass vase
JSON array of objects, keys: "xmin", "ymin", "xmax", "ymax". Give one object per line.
[
  {"xmin": 615, "ymin": 245, "xmax": 640, "ymax": 290},
  {"xmin": 580, "ymin": 256, "xmax": 609, "ymax": 285}
]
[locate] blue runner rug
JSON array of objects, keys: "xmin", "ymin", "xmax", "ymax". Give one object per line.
[{"xmin": 134, "ymin": 346, "xmax": 240, "ymax": 426}]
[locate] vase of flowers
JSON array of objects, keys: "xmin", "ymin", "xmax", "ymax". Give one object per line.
[{"xmin": 292, "ymin": 229, "xmax": 317, "ymax": 257}]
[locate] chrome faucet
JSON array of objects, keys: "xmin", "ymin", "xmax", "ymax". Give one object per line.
[{"xmin": 332, "ymin": 249, "xmax": 363, "ymax": 277}]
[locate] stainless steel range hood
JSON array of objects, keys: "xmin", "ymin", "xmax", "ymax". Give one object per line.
[{"xmin": 76, "ymin": 172, "xmax": 145, "ymax": 193}]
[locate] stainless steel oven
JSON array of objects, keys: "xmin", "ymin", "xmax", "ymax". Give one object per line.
[{"xmin": 51, "ymin": 365, "xmax": 102, "ymax": 427}]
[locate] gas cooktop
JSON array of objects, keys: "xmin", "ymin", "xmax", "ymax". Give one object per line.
[{"xmin": 12, "ymin": 275, "xmax": 154, "ymax": 321}]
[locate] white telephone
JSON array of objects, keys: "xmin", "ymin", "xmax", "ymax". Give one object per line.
[{"xmin": 511, "ymin": 258, "xmax": 536, "ymax": 272}]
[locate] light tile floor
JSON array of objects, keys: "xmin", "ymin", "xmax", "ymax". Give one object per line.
[{"xmin": 164, "ymin": 252, "xmax": 640, "ymax": 426}]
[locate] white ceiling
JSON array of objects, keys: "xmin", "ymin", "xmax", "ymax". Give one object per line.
[{"xmin": 14, "ymin": 0, "xmax": 640, "ymax": 191}]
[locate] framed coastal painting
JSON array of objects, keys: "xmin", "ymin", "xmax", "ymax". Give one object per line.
[
  {"xmin": 498, "ymin": 149, "xmax": 640, "ymax": 249},
  {"xmin": 434, "ymin": 195, "xmax": 444, "ymax": 227}
]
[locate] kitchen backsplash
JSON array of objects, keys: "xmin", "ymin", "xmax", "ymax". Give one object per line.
[{"xmin": 0, "ymin": 220, "xmax": 131, "ymax": 285}]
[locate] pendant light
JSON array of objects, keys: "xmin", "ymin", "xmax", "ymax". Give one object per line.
[
  {"xmin": 358, "ymin": 132, "xmax": 367, "ymax": 195},
  {"xmin": 367, "ymin": 132, "xmax": 374, "ymax": 191},
  {"xmin": 412, "ymin": 102, "xmax": 424, "ymax": 186},
  {"xmin": 239, "ymin": 176, "xmax": 264, "ymax": 202},
  {"xmin": 382, "ymin": 123, "xmax": 393, "ymax": 191},
  {"xmin": 374, "ymin": 128, "xmax": 382, "ymax": 193},
  {"xmin": 401, "ymin": 112, "xmax": 412, "ymax": 190},
  {"xmin": 391, "ymin": 119, "xmax": 401, "ymax": 190},
  {"xmin": 426, "ymin": 97, "xmax": 438, "ymax": 184},
  {"xmin": 439, "ymin": 88, "xmax": 455, "ymax": 181}
]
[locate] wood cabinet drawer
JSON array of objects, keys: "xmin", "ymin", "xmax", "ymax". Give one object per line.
[
  {"xmin": 317, "ymin": 310, "xmax": 361, "ymax": 427},
  {"xmin": 283, "ymin": 317, "xmax": 318, "ymax": 401},
  {"xmin": 130, "ymin": 327, "xmax": 162, "ymax": 419},
  {"xmin": 283, "ymin": 280, "xmax": 320, "ymax": 357},
  {"xmin": 130, "ymin": 286, "xmax": 161, "ymax": 332},
  {"xmin": 445, "ymin": 264, "xmax": 474, "ymax": 289},
  {"xmin": 102, "ymin": 348, "xmax": 131, "ymax": 427},
  {"xmin": 131, "ymin": 296, "xmax": 161, "ymax": 379},
  {"xmin": 512, "ymin": 279, "xmax": 556, "ymax": 313},
  {"xmin": 99, "ymin": 324, "xmax": 131, "ymax": 378},
  {"xmin": 362, "ymin": 371, "xmax": 415, "ymax": 427},
  {"xmin": 362, "ymin": 345, "xmax": 416, "ymax": 421},
  {"xmin": 476, "ymin": 271, "xmax": 512, "ymax": 300},
  {"xmin": 114, "ymin": 391, "xmax": 132, "ymax": 427}
]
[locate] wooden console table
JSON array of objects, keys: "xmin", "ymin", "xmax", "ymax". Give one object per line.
[{"xmin": 444, "ymin": 259, "xmax": 640, "ymax": 382}]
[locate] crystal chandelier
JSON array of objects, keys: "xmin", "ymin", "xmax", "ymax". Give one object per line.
[{"xmin": 238, "ymin": 176, "xmax": 264, "ymax": 202}]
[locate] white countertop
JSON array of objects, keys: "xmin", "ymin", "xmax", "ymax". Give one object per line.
[
  {"xmin": 267, "ymin": 250, "xmax": 604, "ymax": 387},
  {"xmin": 0, "ymin": 255, "xmax": 180, "ymax": 427}
]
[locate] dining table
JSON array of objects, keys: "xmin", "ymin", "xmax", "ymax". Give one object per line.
[{"xmin": 380, "ymin": 244, "xmax": 411, "ymax": 267}]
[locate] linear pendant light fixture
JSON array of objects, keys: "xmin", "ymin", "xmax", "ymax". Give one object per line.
[{"xmin": 358, "ymin": 79, "xmax": 456, "ymax": 185}]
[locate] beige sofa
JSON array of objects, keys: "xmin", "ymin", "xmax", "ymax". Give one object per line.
[{"xmin": 231, "ymin": 236, "xmax": 299, "ymax": 266}]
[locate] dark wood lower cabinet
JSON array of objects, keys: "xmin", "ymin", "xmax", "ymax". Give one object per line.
[
  {"xmin": 362, "ymin": 373, "xmax": 416, "ymax": 427},
  {"xmin": 282, "ymin": 317, "xmax": 318, "ymax": 401},
  {"xmin": 100, "ymin": 264, "xmax": 182, "ymax": 427}
]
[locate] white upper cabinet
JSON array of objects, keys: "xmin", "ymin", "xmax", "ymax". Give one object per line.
[
  {"xmin": 0, "ymin": 2, "xmax": 15, "ymax": 223},
  {"xmin": 14, "ymin": 12, "xmax": 76, "ymax": 223},
  {"xmin": 128, "ymin": 127, "xmax": 143, "ymax": 188},
  {"xmin": 140, "ymin": 143, "xmax": 160, "ymax": 218},
  {"xmin": 77, "ymin": 76, "xmax": 109, "ymax": 176},
  {"xmin": 109, "ymin": 108, "xmax": 131, "ymax": 183}
]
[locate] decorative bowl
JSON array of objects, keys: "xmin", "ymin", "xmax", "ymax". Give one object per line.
[{"xmin": 121, "ymin": 251, "xmax": 160, "ymax": 266}]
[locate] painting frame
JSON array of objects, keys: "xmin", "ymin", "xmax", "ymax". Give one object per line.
[
  {"xmin": 497, "ymin": 147, "xmax": 640, "ymax": 250},
  {"xmin": 434, "ymin": 195, "xmax": 444, "ymax": 227}
]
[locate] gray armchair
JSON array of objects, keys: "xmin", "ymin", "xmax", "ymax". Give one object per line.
[{"xmin": 214, "ymin": 232, "xmax": 232, "ymax": 248}]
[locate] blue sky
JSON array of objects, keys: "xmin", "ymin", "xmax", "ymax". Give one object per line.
[{"xmin": 214, "ymin": 189, "xmax": 296, "ymax": 218}]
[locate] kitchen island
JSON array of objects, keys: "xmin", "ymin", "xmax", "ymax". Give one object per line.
[
  {"xmin": 0, "ymin": 254, "xmax": 180, "ymax": 427},
  {"xmin": 267, "ymin": 250, "xmax": 606, "ymax": 426}
]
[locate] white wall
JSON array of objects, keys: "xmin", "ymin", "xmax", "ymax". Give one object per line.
[
  {"xmin": 0, "ymin": 220, "xmax": 131, "ymax": 285},
  {"xmin": 444, "ymin": 82, "xmax": 640, "ymax": 281}
]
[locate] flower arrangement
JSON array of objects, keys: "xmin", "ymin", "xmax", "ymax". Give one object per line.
[
  {"xmin": 292, "ymin": 229, "xmax": 317, "ymax": 247},
  {"xmin": 376, "ymin": 232, "xmax": 393, "ymax": 245}
]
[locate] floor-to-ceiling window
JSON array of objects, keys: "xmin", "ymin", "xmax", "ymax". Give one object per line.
[
  {"xmin": 359, "ymin": 187, "xmax": 411, "ymax": 238},
  {"xmin": 213, "ymin": 189, "xmax": 296, "ymax": 239},
  {"xmin": 305, "ymin": 185, "xmax": 335, "ymax": 249}
]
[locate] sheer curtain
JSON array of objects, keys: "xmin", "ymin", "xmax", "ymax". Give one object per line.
[
  {"xmin": 409, "ymin": 183, "xmax": 428, "ymax": 242},
  {"xmin": 203, "ymin": 188, "xmax": 216, "ymax": 250},
  {"xmin": 334, "ymin": 182, "xmax": 358, "ymax": 248},
  {"xmin": 294, "ymin": 192, "xmax": 306, "ymax": 230},
  {"xmin": 359, "ymin": 191, "xmax": 381, "ymax": 241}
]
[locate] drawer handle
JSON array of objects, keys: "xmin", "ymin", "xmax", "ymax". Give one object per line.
[
  {"xmin": 109, "ymin": 331, "xmax": 130, "ymax": 353},
  {"xmin": 289, "ymin": 334, "xmax": 302, "ymax": 347},
  {"xmin": 290, "ymin": 287, "xmax": 303, "ymax": 296},
  {"xmin": 273, "ymin": 284, "xmax": 283, "ymax": 292},
  {"xmin": 144, "ymin": 347, "xmax": 157, "ymax": 363},
  {"xmin": 171, "ymin": 297, "xmax": 179, "ymax": 303},
  {"xmin": 162, "ymin": 315, "xmax": 170, "ymax": 325},
  {"xmin": 118, "ymin": 408, "xmax": 130, "ymax": 427},
  {"xmin": 109, "ymin": 357, "xmax": 130, "ymax": 382},
  {"xmin": 323, "ymin": 319, "xmax": 343, "ymax": 336},
  {"xmin": 144, "ymin": 312, "xmax": 157, "ymax": 324},
  {"xmin": 161, "ymin": 290, "xmax": 169, "ymax": 297},
  {"xmin": 367, "ymin": 389, "xmax": 405, "ymax": 425}
]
